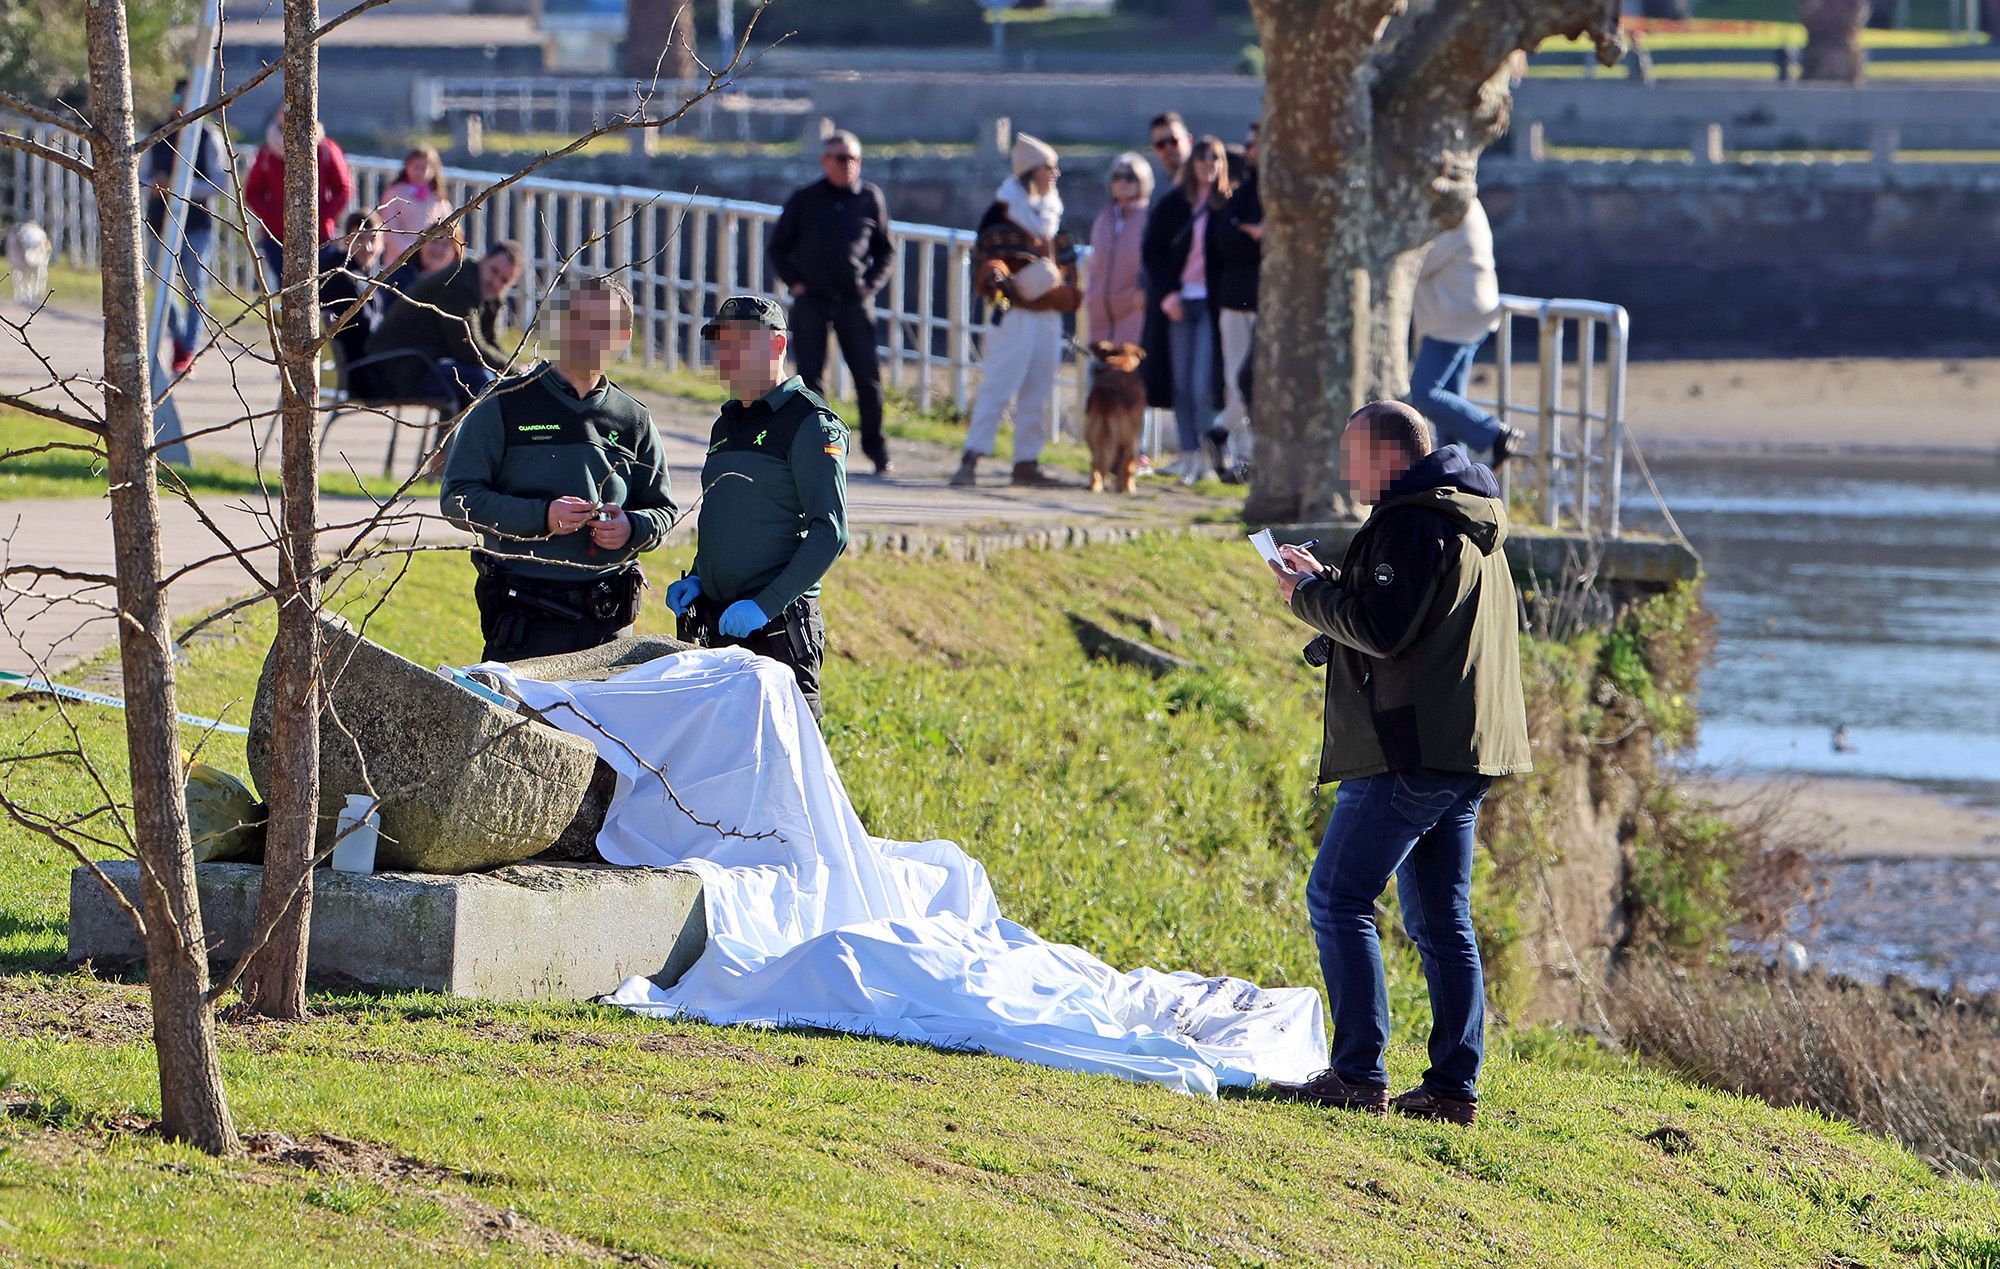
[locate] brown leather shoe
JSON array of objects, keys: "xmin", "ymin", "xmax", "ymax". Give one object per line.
[
  {"xmin": 1269, "ymin": 1069, "xmax": 1390, "ymax": 1115},
  {"xmin": 1009, "ymin": 460, "xmax": 1068, "ymax": 488},
  {"xmin": 1390, "ymin": 1086, "xmax": 1478, "ymax": 1125},
  {"xmin": 947, "ymin": 452, "xmax": 978, "ymax": 487}
]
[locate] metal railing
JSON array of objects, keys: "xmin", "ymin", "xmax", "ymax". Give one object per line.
[
  {"xmin": 411, "ymin": 76, "xmax": 817, "ymax": 143},
  {"xmin": 1475, "ymin": 295, "xmax": 1630, "ymax": 537},
  {"xmin": 2, "ymin": 117, "xmax": 1636, "ymax": 537}
]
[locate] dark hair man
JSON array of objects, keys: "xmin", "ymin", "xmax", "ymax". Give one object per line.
[
  {"xmin": 441, "ymin": 275, "xmax": 676, "ymax": 662},
  {"xmin": 1265, "ymin": 399, "xmax": 1532, "ymax": 1126},
  {"xmin": 665, "ymin": 296, "xmax": 850, "ymax": 722},
  {"xmin": 362, "ymin": 239, "xmax": 524, "ymax": 411},
  {"xmin": 768, "ymin": 130, "xmax": 896, "ymax": 477},
  {"xmin": 146, "ymin": 77, "xmax": 228, "ymax": 376},
  {"xmin": 1148, "ymin": 111, "xmax": 1192, "ymax": 188}
]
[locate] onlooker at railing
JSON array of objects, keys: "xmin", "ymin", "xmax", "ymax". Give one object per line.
[
  {"xmin": 145, "ymin": 77, "xmax": 227, "ymax": 377},
  {"xmin": 1143, "ymin": 134, "xmax": 1231, "ymax": 486},
  {"xmin": 1408, "ymin": 195, "xmax": 1524, "ymax": 467},
  {"xmin": 359, "ymin": 239, "xmax": 523, "ymax": 411},
  {"xmin": 1144, "ymin": 105, "xmax": 1184, "ymax": 434},
  {"xmin": 1148, "ymin": 111, "xmax": 1191, "ymax": 190},
  {"xmin": 1084, "ymin": 152, "xmax": 1151, "ymax": 347},
  {"xmin": 243, "ymin": 107, "xmax": 355, "ymax": 293},
  {"xmin": 376, "ymin": 146, "xmax": 454, "ymax": 267},
  {"xmin": 318, "ymin": 211, "xmax": 385, "ymax": 369},
  {"xmin": 768, "ymin": 129, "xmax": 896, "ymax": 476},
  {"xmin": 951, "ymin": 133, "xmax": 1081, "ymax": 490},
  {"xmin": 1208, "ymin": 122, "xmax": 1263, "ymax": 484}
]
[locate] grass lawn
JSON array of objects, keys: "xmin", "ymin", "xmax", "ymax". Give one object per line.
[
  {"xmin": 0, "ymin": 406, "xmax": 440, "ymax": 505},
  {"xmin": 3, "ymin": 537, "xmax": 1999, "ymax": 1263}
]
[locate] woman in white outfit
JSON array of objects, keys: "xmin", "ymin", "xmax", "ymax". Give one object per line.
[{"xmin": 951, "ymin": 134, "xmax": 1083, "ymax": 489}]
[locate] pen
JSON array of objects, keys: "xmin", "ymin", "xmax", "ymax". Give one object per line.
[{"xmin": 1298, "ymin": 539, "xmax": 1318, "ymax": 551}]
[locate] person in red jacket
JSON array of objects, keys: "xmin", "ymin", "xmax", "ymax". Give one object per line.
[{"xmin": 243, "ymin": 108, "xmax": 354, "ymax": 293}]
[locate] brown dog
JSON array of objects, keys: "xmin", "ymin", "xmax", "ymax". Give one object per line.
[{"xmin": 1084, "ymin": 341, "xmax": 1147, "ymax": 493}]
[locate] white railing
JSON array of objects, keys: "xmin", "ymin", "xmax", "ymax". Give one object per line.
[
  {"xmin": 2, "ymin": 117, "xmax": 1637, "ymax": 537},
  {"xmin": 411, "ymin": 76, "xmax": 817, "ymax": 142},
  {"xmin": 1476, "ymin": 296, "xmax": 1630, "ymax": 537}
]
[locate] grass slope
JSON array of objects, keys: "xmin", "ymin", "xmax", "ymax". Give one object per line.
[{"xmin": 2, "ymin": 538, "xmax": 1997, "ymax": 1265}]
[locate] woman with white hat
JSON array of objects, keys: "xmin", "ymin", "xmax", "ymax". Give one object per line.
[{"xmin": 950, "ymin": 133, "xmax": 1082, "ymax": 489}]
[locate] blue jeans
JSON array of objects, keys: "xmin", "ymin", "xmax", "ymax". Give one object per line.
[
  {"xmin": 1410, "ymin": 336, "xmax": 1505, "ymax": 453},
  {"xmin": 1305, "ymin": 769, "xmax": 1492, "ymax": 1101},
  {"xmin": 167, "ymin": 222, "xmax": 212, "ymax": 350},
  {"xmin": 1168, "ymin": 297, "xmax": 1215, "ymax": 454},
  {"xmin": 425, "ymin": 357, "xmax": 496, "ymax": 412}
]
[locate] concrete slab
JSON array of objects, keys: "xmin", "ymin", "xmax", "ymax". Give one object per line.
[{"xmin": 68, "ymin": 860, "xmax": 707, "ymax": 1002}]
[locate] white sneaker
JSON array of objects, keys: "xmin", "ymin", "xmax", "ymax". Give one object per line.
[{"xmin": 1177, "ymin": 451, "xmax": 1200, "ymax": 486}]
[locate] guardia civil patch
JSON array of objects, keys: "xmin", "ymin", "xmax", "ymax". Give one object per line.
[{"xmin": 1373, "ymin": 563, "xmax": 1396, "ymax": 587}]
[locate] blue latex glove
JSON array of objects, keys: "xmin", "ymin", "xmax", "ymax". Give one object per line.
[
  {"xmin": 718, "ymin": 599, "xmax": 769, "ymax": 638},
  {"xmin": 665, "ymin": 575, "xmax": 702, "ymax": 615}
]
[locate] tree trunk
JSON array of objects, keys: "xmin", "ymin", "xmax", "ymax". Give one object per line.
[
  {"xmin": 623, "ymin": 0, "xmax": 699, "ymax": 82},
  {"xmin": 1243, "ymin": 0, "xmax": 1619, "ymax": 523},
  {"xmin": 242, "ymin": 0, "xmax": 322, "ymax": 1020},
  {"xmin": 1800, "ymin": 0, "xmax": 1869, "ymax": 81},
  {"xmin": 82, "ymin": 0, "xmax": 238, "ymax": 1155}
]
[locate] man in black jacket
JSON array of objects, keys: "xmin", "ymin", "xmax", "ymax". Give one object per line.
[
  {"xmin": 361, "ymin": 240, "xmax": 523, "ymax": 410},
  {"xmin": 1265, "ymin": 401, "xmax": 1531, "ymax": 1127},
  {"xmin": 768, "ymin": 131, "xmax": 895, "ymax": 476}
]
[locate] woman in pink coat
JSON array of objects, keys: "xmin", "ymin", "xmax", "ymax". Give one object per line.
[
  {"xmin": 1084, "ymin": 152, "xmax": 1153, "ymax": 347},
  {"xmin": 375, "ymin": 146, "xmax": 454, "ymax": 270}
]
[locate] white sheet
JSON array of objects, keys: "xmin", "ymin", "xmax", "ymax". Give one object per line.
[{"xmin": 480, "ymin": 648, "xmax": 1326, "ymax": 1097}]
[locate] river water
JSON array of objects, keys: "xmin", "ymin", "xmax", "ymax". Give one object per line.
[{"xmin": 1631, "ymin": 454, "xmax": 2000, "ymax": 991}]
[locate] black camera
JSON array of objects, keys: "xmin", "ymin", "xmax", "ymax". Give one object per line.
[{"xmin": 1302, "ymin": 635, "xmax": 1335, "ymax": 668}]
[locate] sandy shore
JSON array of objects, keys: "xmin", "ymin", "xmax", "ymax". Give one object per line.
[
  {"xmin": 1696, "ymin": 776, "xmax": 2000, "ymax": 860},
  {"xmin": 1617, "ymin": 358, "xmax": 2000, "ymax": 455}
]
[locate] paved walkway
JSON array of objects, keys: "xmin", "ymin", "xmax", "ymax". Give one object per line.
[{"xmin": 0, "ymin": 301, "xmax": 1217, "ymax": 676}]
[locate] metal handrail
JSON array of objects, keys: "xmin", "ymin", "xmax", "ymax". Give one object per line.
[{"xmin": 1477, "ymin": 294, "xmax": 1630, "ymax": 537}]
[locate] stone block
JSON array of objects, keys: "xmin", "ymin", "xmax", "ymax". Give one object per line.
[
  {"xmin": 247, "ymin": 615, "xmax": 602, "ymax": 874},
  {"xmin": 67, "ymin": 861, "xmax": 707, "ymax": 1002}
]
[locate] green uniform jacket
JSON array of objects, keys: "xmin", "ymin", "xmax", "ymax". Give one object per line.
[
  {"xmin": 439, "ymin": 363, "xmax": 677, "ymax": 581},
  {"xmin": 693, "ymin": 377, "xmax": 850, "ymax": 617},
  {"xmin": 1290, "ymin": 448, "xmax": 1532, "ymax": 784}
]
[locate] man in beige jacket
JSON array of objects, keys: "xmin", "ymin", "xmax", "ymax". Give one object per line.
[{"xmin": 1407, "ymin": 196, "xmax": 1525, "ymax": 466}]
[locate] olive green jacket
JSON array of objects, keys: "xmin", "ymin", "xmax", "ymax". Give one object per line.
[{"xmin": 1290, "ymin": 450, "xmax": 1533, "ymax": 784}]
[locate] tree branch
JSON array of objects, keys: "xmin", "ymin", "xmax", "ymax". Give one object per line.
[
  {"xmin": 0, "ymin": 131, "xmax": 93, "ymax": 180},
  {"xmin": 0, "ymin": 93, "xmax": 97, "ymax": 141}
]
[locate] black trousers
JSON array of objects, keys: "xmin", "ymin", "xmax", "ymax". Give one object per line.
[
  {"xmin": 790, "ymin": 292, "xmax": 886, "ymax": 466},
  {"xmin": 681, "ymin": 594, "xmax": 826, "ymax": 723},
  {"xmin": 473, "ymin": 570, "xmax": 630, "ymax": 663}
]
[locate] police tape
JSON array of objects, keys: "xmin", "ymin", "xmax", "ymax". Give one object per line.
[{"xmin": 0, "ymin": 669, "xmax": 251, "ymax": 735}]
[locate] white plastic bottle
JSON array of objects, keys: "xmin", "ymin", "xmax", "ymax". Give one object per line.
[{"xmin": 330, "ymin": 794, "xmax": 380, "ymax": 874}]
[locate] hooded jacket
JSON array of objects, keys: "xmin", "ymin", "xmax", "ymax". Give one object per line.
[{"xmin": 1289, "ymin": 446, "xmax": 1533, "ymax": 784}]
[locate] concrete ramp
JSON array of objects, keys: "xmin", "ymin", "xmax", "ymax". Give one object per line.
[{"xmin": 67, "ymin": 860, "xmax": 707, "ymax": 1002}]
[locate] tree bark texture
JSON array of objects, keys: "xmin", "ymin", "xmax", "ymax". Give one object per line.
[
  {"xmin": 623, "ymin": 0, "xmax": 699, "ymax": 82},
  {"xmin": 1243, "ymin": 0, "xmax": 1621, "ymax": 524},
  {"xmin": 1800, "ymin": 0, "xmax": 1869, "ymax": 82},
  {"xmin": 242, "ymin": 0, "xmax": 323, "ymax": 1020},
  {"xmin": 82, "ymin": 0, "xmax": 239, "ymax": 1155}
]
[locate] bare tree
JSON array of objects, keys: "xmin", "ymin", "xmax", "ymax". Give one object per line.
[
  {"xmin": 79, "ymin": 0, "xmax": 237, "ymax": 1154},
  {"xmin": 1800, "ymin": 0, "xmax": 1869, "ymax": 82},
  {"xmin": 239, "ymin": 0, "xmax": 324, "ymax": 1019},
  {"xmin": 1242, "ymin": 0, "xmax": 1621, "ymax": 523}
]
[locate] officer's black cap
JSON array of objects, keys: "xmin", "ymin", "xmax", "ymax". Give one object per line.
[{"xmin": 700, "ymin": 294, "xmax": 787, "ymax": 338}]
